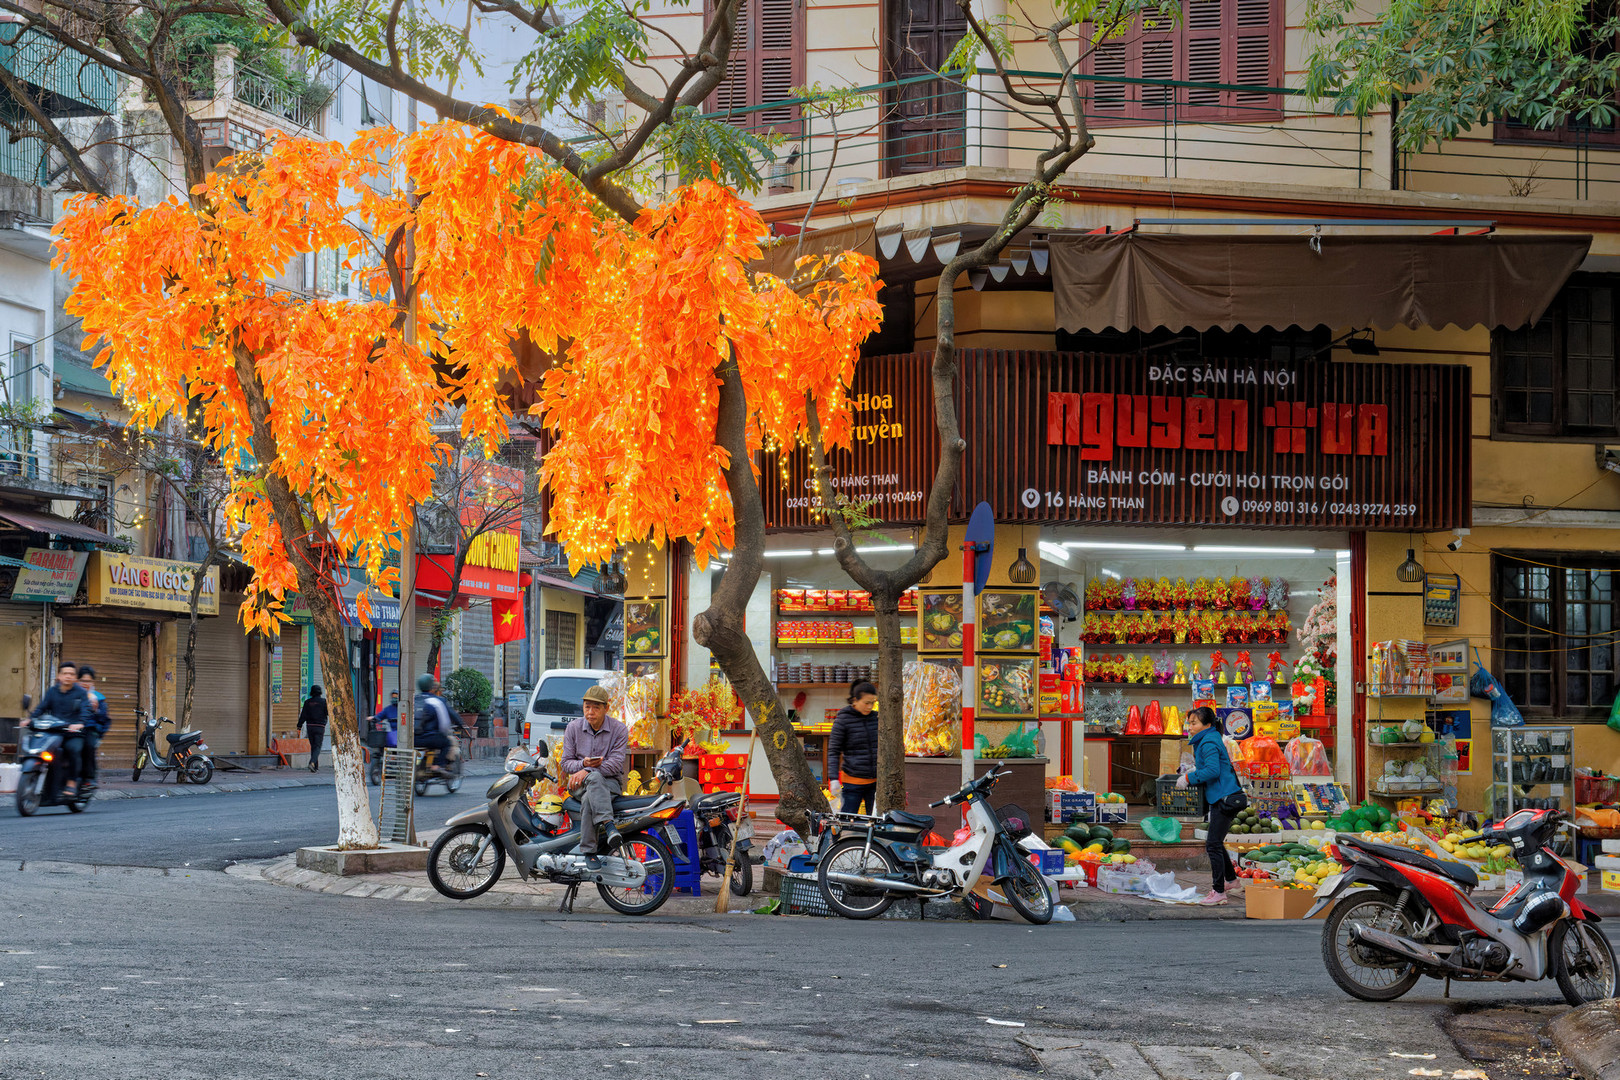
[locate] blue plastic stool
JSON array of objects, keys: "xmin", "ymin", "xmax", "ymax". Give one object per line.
[{"xmin": 645, "ymin": 808, "xmax": 704, "ymax": 897}]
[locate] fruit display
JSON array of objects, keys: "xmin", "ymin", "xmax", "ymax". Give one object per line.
[
  {"xmin": 1227, "ymin": 806, "xmax": 1284, "ymax": 835},
  {"xmin": 1322, "ymin": 801, "xmax": 1394, "ymax": 834},
  {"xmin": 902, "ymin": 660, "xmax": 961, "ymax": 756},
  {"xmin": 1434, "ymin": 829, "xmax": 1512, "ymax": 863},
  {"xmin": 1056, "ymin": 823, "xmax": 1139, "ymax": 867},
  {"xmin": 978, "ymin": 658, "xmax": 1036, "ymax": 716},
  {"xmin": 980, "ymin": 591, "xmax": 1037, "ymax": 651}
]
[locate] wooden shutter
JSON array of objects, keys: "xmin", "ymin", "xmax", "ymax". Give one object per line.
[
  {"xmin": 707, "ymin": 0, "xmax": 803, "ymax": 133},
  {"xmin": 1081, "ymin": 0, "xmax": 1280, "ymax": 122}
]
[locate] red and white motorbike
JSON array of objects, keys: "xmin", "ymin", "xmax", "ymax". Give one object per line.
[{"xmin": 1309, "ymin": 808, "xmax": 1616, "ymax": 1005}]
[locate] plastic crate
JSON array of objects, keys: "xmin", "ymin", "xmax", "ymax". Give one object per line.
[
  {"xmin": 649, "ymin": 808, "xmax": 703, "ymax": 897},
  {"xmin": 778, "ymin": 872, "xmax": 833, "ymax": 916},
  {"xmin": 701, "ymin": 753, "xmax": 748, "ymax": 770},
  {"xmin": 1577, "ymin": 776, "xmax": 1620, "ymax": 805},
  {"xmin": 1155, "ymin": 774, "xmax": 1208, "ymax": 817}
]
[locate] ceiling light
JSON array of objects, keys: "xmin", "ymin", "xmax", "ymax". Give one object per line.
[
  {"xmin": 763, "ymin": 549, "xmax": 814, "ymax": 558},
  {"xmin": 855, "ymin": 543, "xmax": 915, "ymax": 554},
  {"xmin": 816, "ymin": 548, "xmax": 835, "ymax": 556},
  {"xmin": 1037, "ymin": 542, "xmax": 1070, "ymax": 565},
  {"xmin": 1062, "ymin": 541, "xmax": 1187, "ymax": 552},
  {"xmin": 1193, "ymin": 545, "xmax": 1317, "ymax": 555},
  {"xmin": 1396, "ymin": 548, "xmax": 1425, "ymax": 583},
  {"xmin": 1100, "ymin": 568, "xmax": 1120, "ymax": 579},
  {"xmin": 1008, "ymin": 548, "xmax": 1037, "ymax": 584}
]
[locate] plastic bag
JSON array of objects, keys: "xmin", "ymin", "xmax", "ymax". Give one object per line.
[
  {"xmin": 1162, "ymin": 704, "xmax": 1183, "ymax": 736},
  {"xmin": 1140, "ymin": 816, "xmax": 1183, "ymax": 843},
  {"xmin": 1284, "ymin": 735, "xmax": 1333, "ymax": 777},
  {"xmin": 1145, "ymin": 871, "xmax": 1201, "ymax": 903},
  {"xmin": 1142, "ymin": 700, "xmax": 1164, "ymax": 736},
  {"xmin": 1051, "ymin": 904, "xmax": 1076, "ymax": 921},
  {"xmin": 1470, "ymin": 649, "xmax": 1525, "ymax": 728},
  {"xmin": 1609, "ymin": 692, "xmax": 1620, "ymax": 735},
  {"xmin": 903, "ymin": 661, "xmax": 962, "ymax": 755}
]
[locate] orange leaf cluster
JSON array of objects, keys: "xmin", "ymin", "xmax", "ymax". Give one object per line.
[{"xmin": 54, "ymin": 121, "xmax": 879, "ymax": 628}]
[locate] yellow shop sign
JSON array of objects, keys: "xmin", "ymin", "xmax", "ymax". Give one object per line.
[{"xmin": 87, "ymin": 552, "xmax": 219, "ymax": 615}]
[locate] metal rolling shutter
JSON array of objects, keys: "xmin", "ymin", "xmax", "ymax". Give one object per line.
[
  {"xmin": 460, "ymin": 600, "xmax": 496, "ymax": 684},
  {"xmin": 61, "ymin": 618, "xmax": 142, "ymax": 767},
  {"xmin": 188, "ymin": 618, "xmax": 249, "ymax": 755},
  {"xmin": 271, "ymin": 624, "xmax": 304, "ymax": 734}
]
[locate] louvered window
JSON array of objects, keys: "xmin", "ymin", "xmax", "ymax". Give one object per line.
[
  {"xmin": 1082, "ymin": 0, "xmax": 1280, "ymax": 123},
  {"xmin": 706, "ymin": 0, "xmax": 804, "ymax": 134}
]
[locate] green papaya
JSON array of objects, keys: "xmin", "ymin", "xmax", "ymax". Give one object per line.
[
  {"xmin": 1088, "ymin": 826, "xmax": 1114, "ymax": 842},
  {"xmin": 1110, "ymin": 839, "xmax": 1132, "ymax": 854}
]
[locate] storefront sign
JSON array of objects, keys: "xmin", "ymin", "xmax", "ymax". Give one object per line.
[
  {"xmin": 379, "ymin": 628, "xmax": 400, "ymax": 667},
  {"xmin": 286, "ymin": 577, "xmax": 401, "ymax": 628},
  {"xmin": 270, "ymin": 644, "xmax": 284, "ymax": 704},
  {"xmin": 417, "ymin": 458, "xmax": 528, "ymax": 602},
  {"xmin": 764, "ymin": 353, "xmax": 1469, "ymax": 531},
  {"xmin": 9, "ymin": 548, "xmax": 88, "ymax": 602},
  {"xmin": 86, "ymin": 552, "xmax": 219, "ymax": 615}
]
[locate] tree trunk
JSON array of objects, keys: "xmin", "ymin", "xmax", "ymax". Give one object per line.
[
  {"xmin": 871, "ymin": 588, "xmax": 907, "ymax": 812},
  {"xmin": 232, "ymin": 345, "xmax": 378, "ymax": 849},
  {"xmin": 691, "ymin": 347, "xmax": 827, "ymax": 834}
]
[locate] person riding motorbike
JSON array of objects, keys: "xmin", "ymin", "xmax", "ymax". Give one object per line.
[
  {"xmin": 77, "ymin": 665, "xmax": 110, "ymax": 792},
  {"xmin": 414, "ymin": 675, "xmax": 456, "ymax": 775},
  {"xmin": 30, "ymin": 660, "xmax": 90, "ymax": 798}
]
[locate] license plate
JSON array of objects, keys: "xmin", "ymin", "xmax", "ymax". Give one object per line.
[{"xmin": 1315, "ymin": 873, "xmax": 1343, "ymax": 895}]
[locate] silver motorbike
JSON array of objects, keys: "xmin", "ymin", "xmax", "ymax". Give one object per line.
[{"xmin": 426, "ymin": 744, "xmax": 685, "ymax": 915}]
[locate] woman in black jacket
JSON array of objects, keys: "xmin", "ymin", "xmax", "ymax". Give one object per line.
[
  {"xmin": 297, "ymin": 686, "xmax": 328, "ymax": 772},
  {"xmin": 828, "ymin": 680, "xmax": 879, "ymax": 814}
]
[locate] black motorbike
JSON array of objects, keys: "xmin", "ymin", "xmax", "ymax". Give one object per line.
[
  {"xmin": 131, "ymin": 708, "xmax": 213, "ymax": 784},
  {"xmin": 15, "ymin": 696, "xmax": 92, "ymax": 816},
  {"xmin": 413, "ymin": 721, "xmax": 470, "ymax": 796},
  {"xmin": 426, "ymin": 744, "xmax": 684, "ymax": 915}
]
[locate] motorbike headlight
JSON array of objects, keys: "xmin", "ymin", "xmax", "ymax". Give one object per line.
[{"xmin": 40, "ymin": 751, "xmax": 53, "ymax": 762}]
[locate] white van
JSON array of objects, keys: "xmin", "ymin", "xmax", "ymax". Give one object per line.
[{"xmin": 522, "ymin": 668, "xmax": 614, "ymax": 757}]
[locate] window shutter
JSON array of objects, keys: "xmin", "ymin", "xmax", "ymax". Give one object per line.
[
  {"xmin": 1183, "ymin": 0, "xmax": 1224, "ymax": 109},
  {"xmin": 1232, "ymin": 0, "xmax": 1276, "ymax": 109},
  {"xmin": 1091, "ymin": 41, "xmax": 1127, "ymax": 114},
  {"xmin": 707, "ymin": 0, "xmax": 802, "ymax": 133}
]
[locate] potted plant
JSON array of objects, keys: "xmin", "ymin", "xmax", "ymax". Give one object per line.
[{"xmin": 444, "ymin": 667, "xmax": 494, "ymax": 736}]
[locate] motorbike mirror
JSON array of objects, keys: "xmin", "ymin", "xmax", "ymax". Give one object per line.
[{"xmin": 533, "ymin": 742, "xmax": 548, "ymax": 759}]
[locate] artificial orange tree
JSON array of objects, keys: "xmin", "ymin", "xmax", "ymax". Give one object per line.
[{"xmin": 55, "ymin": 120, "xmax": 879, "ymax": 843}]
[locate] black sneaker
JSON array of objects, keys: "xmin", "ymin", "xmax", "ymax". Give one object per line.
[{"xmin": 584, "ymin": 854, "xmax": 603, "ymax": 873}]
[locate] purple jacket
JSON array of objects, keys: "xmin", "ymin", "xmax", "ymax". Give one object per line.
[{"xmin": 561, "ymin": 715, "xmax": 629, "ymax": 778}]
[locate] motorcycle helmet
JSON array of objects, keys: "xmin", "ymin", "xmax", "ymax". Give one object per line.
[
  {"xmin": 416, "ymin": 673, "xmax": 436, "ymax": 694},
  {"xmin": 1512, "ymin": 889, "xmax": 1568, "ymax": 935}
]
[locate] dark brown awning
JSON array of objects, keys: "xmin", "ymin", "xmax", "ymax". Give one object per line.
[
  {"xmin": 754, "ymin": 220, "xmax": 877, "ymax": 287},
  {"xmin": 0, "ymin": 507, "xmax": 112, "ymax": 543},
  {"xmin": 1051, "ymin": 232, "xmax": 1593, "ymax": 333}
]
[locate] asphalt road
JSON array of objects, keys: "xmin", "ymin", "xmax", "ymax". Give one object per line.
[
  {"xmin": 0, "ymin": 783, "xmax": 489, "ymax": 870},
  {"xmin": 0, "ymin": 859, "xmax": 1592, "ymax": 1080}
]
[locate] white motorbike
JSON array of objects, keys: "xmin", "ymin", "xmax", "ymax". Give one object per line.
[{"xmin": 814, "ymin": 766, "xmax": 1055, "ymax": 924}]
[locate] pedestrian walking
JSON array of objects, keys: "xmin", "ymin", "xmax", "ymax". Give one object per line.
[
  {"xmin": 1178, "ymin": 704, "xmax": 1247, "ymax": 905},
  {"xmin": 298, "ymin": 686, "xmax": 328, "ymax": 772},
  {"xmin": 828, "ymin": 680, "xmax": 879, "ymax": 815}
]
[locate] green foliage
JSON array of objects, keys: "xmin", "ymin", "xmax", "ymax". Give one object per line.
[
  {"xmin": 160, "ymin": 8, "xmax": 329, "ymax": 108},
  {"xmin": 293, "ymin": 0, "xmax": 483, "ymax": 85},
  {"xmin": 444, "ymin": 666, "xmax": 494, "ymax": 715},
  {"xmin": 1304, "ymin": 0, "xmax": 1620, "ymax": 152},
  {"xmin": 508, "ymin": 7, "xmax": 649, "ymax": 106},
  {"xmin": 653, "ymin": 106, "xmax": 778, "ymax": 188}
]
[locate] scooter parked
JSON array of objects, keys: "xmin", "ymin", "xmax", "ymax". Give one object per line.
[
  {"xmin": 131, "ymin": 708, "xmax": 214, "ymax": 784},
  {"xmin": 643, "ymin": 759, "xmax": 755, "ymax": 895},
  {"xmin": 1310, "ymin": 807, "xmax": 1615, "ymax": 1004},
  {"xmin": 14, "ymin": 695, "xmax": 92, "ymax": 816},
  {"xmin": 426, "ymin": 744, "xmax": 685, "ymax": 915},
  {"xmin": 814, "ymin": 766, "xmax": 1055, "ymax": 924}
]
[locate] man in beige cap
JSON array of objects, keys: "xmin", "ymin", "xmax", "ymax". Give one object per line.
[{"xmin": 560, "ymin": 684, "xmax": 630, "ymax": 871}]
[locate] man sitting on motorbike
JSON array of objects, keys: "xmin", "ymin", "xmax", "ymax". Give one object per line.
[
  {"xmin": 414, "ymin": 674, "xmax": 456, "ymax": 774},
  {"xmin": 77, "ymin": 664, "xmax": 110, "ymax": 792},
  {"xmin": 560, "ymin": 685, "xmax": 629, "ymax": 873},
  {"xmin": 30, "ymin": 660, "xmax": 90, "ymax": 797}
]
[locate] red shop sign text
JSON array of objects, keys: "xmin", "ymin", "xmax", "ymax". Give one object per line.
[{"xmin": 1046, "ymin": 392, "xmax": 1389, "ymax": 461}]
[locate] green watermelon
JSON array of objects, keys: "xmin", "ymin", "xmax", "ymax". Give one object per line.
[
  {"xmin": 1110, "ymin": 838, "xmax": 1132, "ymax": 854},
  {"xmin": 1088, "ymin": 825, "xmax": 1114, "ymax": 843},
  {"xmin": 1064, "ymin": 824, "xmax": 1093, "ymax": 844}
]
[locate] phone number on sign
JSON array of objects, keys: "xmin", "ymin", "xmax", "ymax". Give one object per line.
[{"xmin": 1237, "ymin": 500, "xmax": 1418, "ymax": 517}]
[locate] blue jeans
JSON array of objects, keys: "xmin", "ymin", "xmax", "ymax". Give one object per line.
[{"xmin": 839, "ymin": 781, "xmax": 876, "ymax": 815}]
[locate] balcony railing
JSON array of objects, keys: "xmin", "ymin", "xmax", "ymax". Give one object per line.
[
  {"xmin": 0, "ymin": 424, "xmax": 109, "ymax": 502},
  {"xmin": 0, "ymin": 24, "xmax": 117, "ymax": 117},
  {"xmin": 233, "ymin": 65, "xmax": 324, "ymax": 132},
  {"xmin": 650, "ymin": 68, "xmax": 1620, "ymax": 205}
]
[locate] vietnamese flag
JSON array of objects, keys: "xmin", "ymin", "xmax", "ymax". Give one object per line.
[{"xmin": 492, "ymin": 593, "xmax": 525, "ymax": 645}]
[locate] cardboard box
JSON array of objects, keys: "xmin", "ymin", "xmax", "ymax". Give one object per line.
[
  {"xmin": 1593, "ymin": 854, "xmax": 1620, "ymax": 872},
  {"xmin": 1601, "ymin": 869, "xmax": 1620, "ymax": 894},
  {"xmin": 1245, "ymin": 883, "xmax": 1328, "ymax": 920},
  {"xmin": 1047, "ymin": 790, "xmax": 1096, "ymax": 823},
  {"xmin": 1602, "ymin": 838, "xmax": 1620, "ymax": 855},
  {"xmin": 1095, "ymin": 802, "xmax": 1128, "ymax": 825}
]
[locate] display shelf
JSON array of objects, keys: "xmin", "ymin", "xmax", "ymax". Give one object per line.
[
  {"xmin": 1079, "ymin": 639, "xmax": 1292, "ymax": 648},
  {"xmin": 1489, "ymin": 725, "xmax": 1574, "ymax": 819},
  {"xmin": 775, "ymin": 641, "xmax": 917, "ymax": 651},
  {"xmin": 1082, "ymin": 681, "xmax": 1288, "ymax": 689},
  {"xmin": 774, "ymin": 682, "xmax": 854, "ymax": 690},
  {"xmin": 1369, "ymin": 785, "xmax": 1444, "ymax": 797}
]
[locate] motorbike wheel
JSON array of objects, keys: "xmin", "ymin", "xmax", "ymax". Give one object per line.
[
  {"xmin": 15, "ymin": 775, "xmax": 41, "ymax": 817},
  {"xmin": 414, "ymin": 780, "xmax": 428, "ymax": 797},
  {"xmin": 184, "ymin": 757, "xmax": 213, "ymax": 785},
  {"xmin": 816, "ymin": 837, "xmax": 899, "ymax": 920},
  {"xmin": 1320, "ymin": 891, "xmax": 1422, "ymax": 1001},
  {"xmin": 444, "ymin": 759, "xmax": 463, "ymax": 794},
  {"xmin": 596, "ymin": 831, "xmax": 676, "ymax": 916},
  {"xmin": 728, "ymin": 852, "xmax": 754, "ymax": 897},
  {"xmin": 1551, "ymin": 918, "xmax": 1618, "ymax": 1006},
  {"xmin": 427, "ymin": 824, "xmax": 507, "ymax": 899},
  {"xmin": 67, "ymin": 791, "xmax": 89, "ymax": 813},
  {"xmin": 1001, "ymin": 846, "xmax": 1055, "ymax": 925},
  {"xmin": 132, "ymin": 750, "xmax": 146, "ymax": 783}
]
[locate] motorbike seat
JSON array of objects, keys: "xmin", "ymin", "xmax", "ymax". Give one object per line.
[
  {"xmin": 165, "ymin": 731, "xmax": 203, "ymax": 746},
  {"xmin": 1343, "ymin": 836, "xmax": 1479, "ymax": 889},
  {"xmin": 611, "ymin": 793, "xmax": 665, "ymax": 813},
  {"xmin": 883, "ymin": 810, "xmax": 936, "ymax": 832},
  {"xmin": 694, "ymin": 792, "xmax": 739, "ymax": 810}
]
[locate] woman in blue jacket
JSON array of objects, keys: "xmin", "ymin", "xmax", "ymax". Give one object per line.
[{"xmin": 1178, "ymin": 705, "xmax": 1247, "ymax": 905}]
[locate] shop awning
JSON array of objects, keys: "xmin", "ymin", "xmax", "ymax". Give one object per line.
[
  {"xmin": 1050, "ymin": 232, "xmax": 1593, "ymax": 333},
  {"xmin": 0, "ymin": 507, "xmax": 113, "ymax": 544},
  {"xmin": 755, "ymin": 220, "xmax": 877, "ymax": 287}
]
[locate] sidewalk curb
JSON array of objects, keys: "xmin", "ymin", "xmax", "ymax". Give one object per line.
[
  {"xmin": 1547, "ymin": 1000, "xmax": 1620, "ymax": 1080},
  {"xmin": 90, "ymin": 761, "xmax": 507, "ymax": 801}
]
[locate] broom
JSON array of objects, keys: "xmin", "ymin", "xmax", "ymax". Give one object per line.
[{"xmin": 714, "ymin": 729, "xmax": 757, "ymax": 913}]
